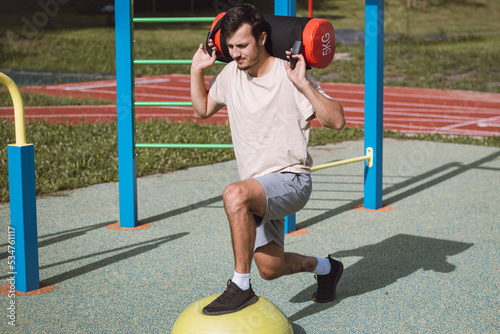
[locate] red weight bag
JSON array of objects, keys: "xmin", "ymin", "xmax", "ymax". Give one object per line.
[{"xmin": 207, "ymin": 13, "xmax": 335, "ymax": 69}]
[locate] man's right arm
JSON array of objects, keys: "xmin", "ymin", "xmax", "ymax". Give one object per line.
[{"xmin": 190, "ymin": 43, "xmax": 225, "ymax": 119}]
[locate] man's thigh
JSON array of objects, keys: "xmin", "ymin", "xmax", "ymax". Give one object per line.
[{"xmin": 253, "ymin": 173, "xmax": 312, "ymax": 250}]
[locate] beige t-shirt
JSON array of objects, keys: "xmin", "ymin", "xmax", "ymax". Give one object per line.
[{"xmin": 209, "ymin": 57, "xmax": 331, "ymax": 180}]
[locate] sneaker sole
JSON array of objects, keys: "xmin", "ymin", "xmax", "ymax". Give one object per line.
[
  {"xmin": 313, "ymin": 261, "xmax": 344, "ymax": 303},
  {"xmin": 202, "ymin": 295, "xmax": 259, "ymax": 316}
]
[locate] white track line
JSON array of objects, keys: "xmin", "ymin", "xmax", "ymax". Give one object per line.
[
  {"xmin": 1, "ymin": 105, "xmax": 114, "ymax": 110},
  {"xmin": 439, "ymin": 115, "xmax": 500, "ymax": 130},
  {"xmin": 135, "ymin": 92, "xmax": 191, "ymax": 100},
  {"xmin": 334, "ymin": 97, "xmax": 500, "ymax": 113},
  {"xmin": 69, "ymin": 89, "xmax": 117, "ymax": 95},
  {"xmin": 347, "ymin": 116, "xmax": 477, "ymax": 124},
  {"xmin": 3, "ymin": 114, "xmax": 116, "ymax": 119},
  {"xmin": 48, "ymin": 78, "xmax": 171, "ymax": 90},
  {"xmin": 3, "ymin": 113, "xmax": 230, "ymax": 120},
  {"xmin": 53, "ymin": 82, "xmax": 118, "ymax": 90},
  {"xmin": 333, "ymin": 89, "xmax": 500, "ymax": 103},
  {"xmin": 136, "ymin": 84, "xmax": 190, "ymax": 91},
  {"xmin": 343, "ymin": 106, "xmax": 499, "ymax": 118}
]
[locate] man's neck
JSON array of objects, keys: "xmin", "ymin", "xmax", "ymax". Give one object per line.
[{"xmin": 247, "ymin": 54, "xmax": 275, "ymax": 78}]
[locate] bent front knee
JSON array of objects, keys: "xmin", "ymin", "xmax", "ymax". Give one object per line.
[{"xmin": 223, "ymin": 183, "xmax": 246, "ymax": 212}]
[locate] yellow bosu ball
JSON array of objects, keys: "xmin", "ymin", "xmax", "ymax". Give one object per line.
[{"xmin": 172, "ymin": 295, "xmax": 293, "ymax": 334}]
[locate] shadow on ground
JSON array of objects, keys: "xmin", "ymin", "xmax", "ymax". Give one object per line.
[
  {"xmin": 288, "ymin": 233, "xmax": 474, "ymax": 323},
  {"xmin": 42, "ymin": 232, "xmax": 188, "ymax": 285}
]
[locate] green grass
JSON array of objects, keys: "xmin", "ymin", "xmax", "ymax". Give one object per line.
[
  {"xmin": 304, "ymin": 0, "xmax": 500, "ymax": 35},
  {"xmin": 383, "ymin": 34, "xmax": 500, "ymax": 92},
  {"xmin": 0, "ymin": 119, "xmax": 233, "ymax": 203}
]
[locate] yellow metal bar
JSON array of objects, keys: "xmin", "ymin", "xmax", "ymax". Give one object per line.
[
  {"xmin": 311, "ymin": 147, "xmax": 373, "ymax": 171},
  {"xmin": 0, "ymin": 72, "xmax": 27, "ymax": 146}
]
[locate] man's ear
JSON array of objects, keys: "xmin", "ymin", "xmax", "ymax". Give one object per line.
[{"xmin": 259, "ymin": 31, "xmax": 267, "ymax": 47}]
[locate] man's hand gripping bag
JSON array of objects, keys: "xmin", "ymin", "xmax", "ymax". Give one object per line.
[{"xmin": 207, "ymin": 13, "xmax": 335, "ymax": 69}]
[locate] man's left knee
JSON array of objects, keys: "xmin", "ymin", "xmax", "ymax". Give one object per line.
[{"xmin": 254, "ymin": 242, "xmax": 285, "ymax": 280}]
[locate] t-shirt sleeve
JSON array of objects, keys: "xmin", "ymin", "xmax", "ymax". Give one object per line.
[{"xmin": 208, "ymin": 70, "xmax": 226, "ymax": 106}]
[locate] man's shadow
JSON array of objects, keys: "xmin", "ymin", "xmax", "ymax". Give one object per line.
[{"xmin": 288, "ymin": 234, "xmax": 473, "ymax": 322}]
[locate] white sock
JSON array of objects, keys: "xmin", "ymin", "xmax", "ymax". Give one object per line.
[
  {"xmin": 232, "ymin": 271, "xmax": 250, "ymax": 291},
  {"xmin": 313, "ymin": 257, "xmax": 331, "ymax": 275}
]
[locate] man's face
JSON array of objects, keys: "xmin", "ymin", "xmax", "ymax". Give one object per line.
[{"xmin": 226, "ymin": 23, "xmax": 265, "ymax": 71}]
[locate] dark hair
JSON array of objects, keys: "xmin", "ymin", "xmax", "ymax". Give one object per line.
[{"xmin": 221, "ymin": 3, "xmax": 267, "ymax": 41}]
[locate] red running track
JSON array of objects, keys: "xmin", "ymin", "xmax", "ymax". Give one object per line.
[{"xmin": 2, "ymin": 74, "xmax": 500, "ymax": 137}]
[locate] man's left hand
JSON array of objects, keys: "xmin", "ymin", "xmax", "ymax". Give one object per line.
[{"xmin": 285, "ymin": 51, "xmax": 308, "ymax": 90}]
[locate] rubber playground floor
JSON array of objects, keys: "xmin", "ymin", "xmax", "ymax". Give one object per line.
[{"xmin": 1, "ymin": 137, "xmax": 499, "ymax": 333}]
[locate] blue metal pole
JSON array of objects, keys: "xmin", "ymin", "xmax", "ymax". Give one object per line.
[
  {"xmin": 115, "ymin": 0, "xmax": 138, "ymax": 227},
  {"xmin": 8, "ymin": 145, "xmax": 39, "ymax": 292},
  {"xmin": 275, "ymin": 0, "xmax": 296, "ymax": 15},
  {"xmin": 364, "ymin": 0, "xmax": 384, "ymax": 209},
  {"xmin": 275, "ymin": 0, "xmax": 297, "ymax": 233}
]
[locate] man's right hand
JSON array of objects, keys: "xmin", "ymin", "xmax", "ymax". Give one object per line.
[
  {"xmin": 190, "ymin": 39, "xmax": 224, "ymax": 119},
  {"xmin": 191, "ymin": 40, "xmax": 218, "ymax": 72}
]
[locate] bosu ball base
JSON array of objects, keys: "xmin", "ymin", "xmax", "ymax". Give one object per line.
[{"xmin": 172, "ymin": 294, "xmax": 293, "ymax": 334}]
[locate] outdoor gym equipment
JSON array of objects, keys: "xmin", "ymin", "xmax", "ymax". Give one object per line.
[
  {"xmin": 171, "ymin": 294, "xmax": 293, "ymax": 334},
  {"xmin": 114, "ymin": 0, "xmax": 384, "ymax": 230},
  {"xmin": 1, "ymin": 72, "xmax": 40, "ymax": 293}
]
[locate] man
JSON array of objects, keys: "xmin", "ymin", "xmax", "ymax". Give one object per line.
[{"xmin": 190, "ymin": 3, "xmax": 345, "ymax": 315}]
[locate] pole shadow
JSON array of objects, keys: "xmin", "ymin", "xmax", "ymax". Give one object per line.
[
  {"xmin": 42, "ymin": 232, "xmax": 189, "ymax": 285},
  {"xmin": 139, "ymin": 195, "xmax": 223, "ymax": 224},
  {"xmin": 288, "ymin": 233, "xmax": 474, "ymax": 322},
  {"xmin": 0, "ymin": 220, "xmax": 116, "ymax": 260},
  {"xmin": 0, "ymin": 195, "xmax": 223, "ymax": 260}
]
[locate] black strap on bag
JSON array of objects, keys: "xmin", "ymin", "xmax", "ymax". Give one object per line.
[{"xmin": 206, "ymin": 18, "xmax": 232, "ymax": 63}]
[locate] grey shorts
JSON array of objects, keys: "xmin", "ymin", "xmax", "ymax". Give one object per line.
[{"xmin": 252, "ymin": 172, "xmax": 312, "ymax": 251}]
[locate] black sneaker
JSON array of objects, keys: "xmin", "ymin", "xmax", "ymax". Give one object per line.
[
  {"xmin": 202, "ymin": 280, "xmax": 259, "ymax": 315},
  {"xmin": 312, "ymin": 256, "xmax": 343, "ymax": 303}
]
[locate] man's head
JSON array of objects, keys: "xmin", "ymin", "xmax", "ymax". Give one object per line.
[
  {"xmin": 220, "ymin": 3, "xmax": 269, "ymax": 71},
  {"xmin": 221, "ymin": 3, "xmax": 266, "ymax": 42}
]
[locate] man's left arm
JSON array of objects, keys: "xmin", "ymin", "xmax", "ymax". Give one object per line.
[{"xmin": 285, "ymin": 53, "xmax": 345, "ymax": 130}]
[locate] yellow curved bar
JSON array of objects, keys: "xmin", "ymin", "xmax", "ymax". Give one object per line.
[{"xmin": 0, "ymin": 72, "xmax": 27, "ymax": 146}]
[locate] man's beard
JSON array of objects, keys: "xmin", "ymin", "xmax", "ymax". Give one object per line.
[{"xmin": 234, "ymin": 57, "xmax": 256, "ymax": 71}]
